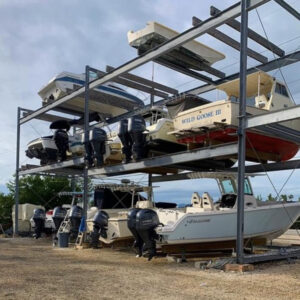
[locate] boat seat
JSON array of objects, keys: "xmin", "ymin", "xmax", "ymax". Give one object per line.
[
  {"xmin": 202, "ymin": 192, "xmax": 214, "ymax": 211},
  {"xmin": 191, "ymin": 192, "xmax": 202, "ymax": 208}
]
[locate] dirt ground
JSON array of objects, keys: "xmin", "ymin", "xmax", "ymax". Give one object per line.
[{"xmin": 0, "ymin": 238, "xmax": 299, "ymax": 300}]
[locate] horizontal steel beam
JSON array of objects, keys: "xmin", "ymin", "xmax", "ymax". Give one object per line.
[
  {"xmin": 106, "ymin": 65, "xmax": 178, "ymax": 95},
  {"xmin": 210, "ymin": 6, "xmax": 285, "ymax": 57},
  {"xmin": 246, "ymin": 105, "xmax": 300, "ymax": 128},
  {"xmin": 274, "ymin": 0, "xmax": 300, "ymax": 20},
  {"xmin": 19, "ymin": 157, "xmax": 84, "ymax": 176},
  {"xmin": 19, "ymin": 0, "xmax": 269, "ymax": 125},
  {"xmin": 192, "ymin": 16, "xmax": 268, "ymax": 63},
  {"xmin": 188, "ymin": 50, "xmax": 300, "ymax": 95},
  {"xmin": 155, "ymin": 57, "xmax": 215, "ymax": 84},
  {"xmin": 89, "ymin": 143, "xmax": 238, "ymax": 176},
  {"xmin": 152, "ymin": 159, "xmax": 300, "ymax": 181},
  {"xmin": 21, "ymin": 108, "xmax": 74, "ymax": 123}
]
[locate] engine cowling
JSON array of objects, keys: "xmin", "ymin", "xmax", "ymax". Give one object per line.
[
  {"xmin": 127, "ymin": 208, "xmax": 143, "ymax": 256},
  {"xmin": 52, "ymin": 206, "xmax": 67, "ymax": 231},
  {"xmin": 91, "ymin": 210, "xmax": 109, "ymax": 248},
  {"xmin": 90, "ymin": 128, "xmax": 107, "ymax": 167},
  {"xmin": 69, "ymin": 205, "xmax": 83, "ymax": 238},
  {"xmin": 32, "ymin": 208, "xmax": 46, "ymax": 239},
  {"xmin": 54, "ymin": 129, "xmax": 69, "ymax": 162},
  {"xmin": 128, "ymin": 116, "xmax": 147, "ymax": 161},
  {"xmin": 118, "ymin": 119, "xmax": 132, "ymax": 163}
]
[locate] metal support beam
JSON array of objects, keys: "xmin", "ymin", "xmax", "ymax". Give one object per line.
[
  {"xmin": 106, "ymin": 65, "xmax": 178, "ymax": 95},
  {"xmin": 187, "ymin": 50, "xmax": 300, "ymax": 95},
  {"xmin": 14, "ymin": 107, "xmax": 21, "ymax": 235},
  {"xmin": 155, "ymin": 58, "xmax": 215, "ymax": 84},
  {"xmin": 83, "ymin": 65, "xmax": 90, "ymax": 220},
  {"xmin": 21, "ymin": 108, "xmax": 74, "ymax": 123},
  {"xmin": 236, "ymin": 0, "xmax": 249, "ymax": 265},
  {"xmin": 19, "ymin": 0, "xmax": 269, "ymax": 125},
  {"xmin": 91, "ymin": 67, "xmax": 169, "ymax": 98},
  {"xmin": 192, "ymin": 16, "xmax": 268, "ymax": 63},
  {"xmin": 88, "ymin": 143, "xmax": 238, "ymax": 176},
  {"xmin": 210, "ymin": 6, "xmax": 285, "ymax": 57},
  {"xmin": 246, "ymin": 105, "xmax": 300, "ymax": 128},
  {"xmin": 274, "ymin": 0, "xmax": 300, "ymax": 20}
]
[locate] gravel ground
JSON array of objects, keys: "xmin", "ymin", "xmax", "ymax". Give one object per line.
[{"xmin": 0, "ymin": 238, "xmax": 299, "ymax": 300}]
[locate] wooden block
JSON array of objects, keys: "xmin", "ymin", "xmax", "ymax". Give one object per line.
[{"xmin": 224, "ymin": 263, "xmax": 254, "ymax": 272}]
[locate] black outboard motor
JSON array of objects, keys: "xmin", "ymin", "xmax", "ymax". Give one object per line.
[
  {"xmin": 50, "ymin": 120, "xmax": 70, "ymax": 162},
  {"xmin": 135, "ymin": 209, "xmax": 160, "ymax": 260},
  {"xmin": 127, "ymin": 208, "xmax": 143, "ymax": 257},
  {"xmin": 52, "ymin": 206, "xmax": 67, "ymax": 231},
  {"xmin": 69, "ymin": 205, "xmax": 83, "ymax": 239},
  {"xmin": 118, "ymin": 119, "xmax": 133, "ymax": 163},
  {"xmin": 90, "ymin": 128, "xmax": 107, "ymax": 167},
  {"xmin": 32, "ymin": 208, "xmax": 46, "ymax": 239},
  {"xmin": 91, "ymin": 210, "xmax": 109, "ymax": 248},
  {"xmin": 128, "ymin": 116, "xmax": 147, "ymax": 161}
]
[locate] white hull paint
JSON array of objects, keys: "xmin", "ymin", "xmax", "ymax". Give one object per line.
[{"xmin": 157, "ymin": 203, "xmax": 300, "ymax": 245}]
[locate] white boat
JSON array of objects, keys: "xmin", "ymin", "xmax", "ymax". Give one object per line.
[
  {"xmin": 128, "ymin": 21, "xmax": 225, "ymax": 70},
  {"xmin": 38, "ymin": 71, "xmax": 144, "ymax": 117},
  {"xmin": 169, "ymin": 71, "xmax": 300, "ymax": 162},
  {"xmin": 86, "ymin": 174, "xmax": 300, "ymax": 259}
]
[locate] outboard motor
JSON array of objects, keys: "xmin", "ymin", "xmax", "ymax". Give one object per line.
[
  {"xmin": 128, "ymin": 115, "xmax": 147, "ymax": 161},
  {"xmin": 90, "ymin": 128, "xmax": 107, "ymax": 167},
  {"xmin": 135, "ymin": 209, "xmax": 160, "ymax": 260},
  {"xmin": 91, "ymin": 210, "xmax": 109, "ymax": 248},
  {"xmin": 52, "ymin": 206, "xmax": 67, "ymax": 231},
  {"xmin": 32, "ymin": 208, "xmax": 46, "ymax": 239},
  {"xmin": 127, "ymin": 208, "xmax": 143, "ymax": 257},
  {"xmin": 54, "ymin": 129, "xmax": 69, "ymax": 161},
  {"xmin": 69, "ymin": 205, "xmax": 83, "ymax": 239},
  {"xmin": 50, "ymin": 120, "xmax": 70, "ymax": 162},
  {"xmin": 118, "ymin": 119, "xmax": 133, "ymax": 163}
]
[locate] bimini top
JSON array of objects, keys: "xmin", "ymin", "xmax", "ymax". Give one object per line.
[
  {"xmin": 128, "ymin": 21, "xmax": 225, "ymax": 69},
  {"xmin": 217, "ymin": 71, "xmax": 274, "ymax": 98}
]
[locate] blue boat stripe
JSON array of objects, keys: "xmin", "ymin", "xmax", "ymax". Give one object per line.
[{"xmin": 55, "ymin": 76, "xmax": 144, "ymax": 106}]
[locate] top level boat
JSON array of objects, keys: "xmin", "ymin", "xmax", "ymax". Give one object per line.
[
  {"xmin": 128, "ymin": 21, "xmax": 225, "ymax": 70},
  {"xmin": 38, "ymin": 72, "xmax": 144, "ymax": 118}
]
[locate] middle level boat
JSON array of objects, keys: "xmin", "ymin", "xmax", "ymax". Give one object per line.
[{"xmin": 169, "ymin": 71, "xmax": 300, "ymax": 162}]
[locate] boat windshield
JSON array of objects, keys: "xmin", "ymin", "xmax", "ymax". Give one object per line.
[{"xmin": 219, "ymin": 178, "xmax": 253, "ymax": 195}]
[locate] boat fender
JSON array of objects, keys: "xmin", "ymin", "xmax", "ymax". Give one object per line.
[
  {"xmin": 127, "ymin": 208, "xmax": 143, "ymax": 256},
  {"xmin": 54, "ymin": 129, "xmax": 69, "ymax": 162},
  {"xmin": 32, "ymin": 208, "xmax": 46, "ymax": 239},
  {"xmin": 128, "ymin": 115, "xmax": 147, "ymax": 161},
  {"xmin": 69, "ymin": 205, "xmax": 83, "ymax": 238},
  {"xmin": 118, "ymin": 119, "xmax": 133, "ymax": 163},
  {"xmin": 90, "ymin": 128, "xmax": 107, "ymax": 167},
  {"xmin": 91, "ymin": 210, "xmax": 109, "ymax": 248},
  {"xmin": 135, "ymin": 209, "xmax": 160, "ymax": 260}
]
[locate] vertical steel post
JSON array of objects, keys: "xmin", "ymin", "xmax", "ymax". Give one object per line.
[
  {"xmin": 14, "ymin": 107, "xmax": 21, "ymax": 235},
  {"xmin": 83, "ymin": 66, "xmax": 90, "ymax": 219},
  {"xmin": 236, "ymin": 0, "xmax": 249, "ymax": 264},
  {"xmin": 148, "ymin": 173, "xmax": 153, "ymax": 202}
]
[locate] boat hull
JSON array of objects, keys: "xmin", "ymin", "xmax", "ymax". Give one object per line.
[
  {"xmin": 172, "ymin": 100, "xmax": 300, "ymax": 162},
  {"xmin": 157, "ymin": 203, "xmax": 300, "ymax": 245}
]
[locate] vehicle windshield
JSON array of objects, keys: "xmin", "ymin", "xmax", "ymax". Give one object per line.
[{"xmin": 220, "ymin": 178, "xmax": 253, "ymax": 195}]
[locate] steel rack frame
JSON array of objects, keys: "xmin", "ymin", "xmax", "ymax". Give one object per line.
[{"xmin": 15, "ymin": 0, "xmax": 300, "ymax": 265}]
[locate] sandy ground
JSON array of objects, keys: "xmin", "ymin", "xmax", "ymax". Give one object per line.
[{"xmin": 0, "ymin": 238, "xmax": 299, "ymax": 300}]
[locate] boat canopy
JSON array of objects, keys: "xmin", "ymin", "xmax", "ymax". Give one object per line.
[
  {"xmin": 217, "ymin": 71, "xmax": 274, "ymax": 98},
  {"xmin": 166, "ymin": 94, "xmax": 210, "ymax": 118}
]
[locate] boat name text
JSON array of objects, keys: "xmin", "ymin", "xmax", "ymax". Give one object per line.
[{"xmin": 181, "ymin": 109, "xmax": 221, "ymax": 124}]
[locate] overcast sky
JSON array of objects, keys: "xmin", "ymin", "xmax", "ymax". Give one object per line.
[{"xmin": 0, "ymin": 0, "xmax": 299, "ymax": 203}]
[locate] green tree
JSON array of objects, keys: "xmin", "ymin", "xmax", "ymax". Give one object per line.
[
  {"xmin": 266, "ymin": 193, "xmax": 276, "ymax": 202},
  {"xmin": 0, "ymin": 193, "xmax": 14, "ymax": 229},
  {"xmin": 1, "ymin": 175, "xmax": 86, "ymax": 228},
  {"xmin": 280, "ymin": 194, "xmax": 288, "ymax": 202}
]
